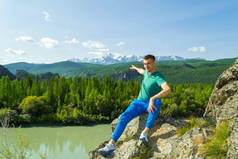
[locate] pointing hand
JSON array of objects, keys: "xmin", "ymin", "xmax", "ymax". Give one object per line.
[{"xmin": 130, "ymin": 65, "xmax": 137, "ymax": 70}]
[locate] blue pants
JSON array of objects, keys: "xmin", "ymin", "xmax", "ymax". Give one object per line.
[{"xmin": 112, "ymin": 98, "xmax": 162, "ymax": 142}]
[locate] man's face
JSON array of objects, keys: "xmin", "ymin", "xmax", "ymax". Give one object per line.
[{"xmin": 144, "ymin": 58, "xmax": 156, "ymax": 72}]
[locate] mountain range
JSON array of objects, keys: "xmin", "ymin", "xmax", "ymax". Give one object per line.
[
  {"xmin": 1, "ymin": 56, "xmax": 237, "ymax": 84},
  {"xmin": 68, "ymin": 53, "xmax": 189, "ymax": 65}
]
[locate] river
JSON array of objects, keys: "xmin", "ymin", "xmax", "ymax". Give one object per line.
[{"xmin": 0, "ymin": 124, "xmax": 111, "ymax": 159}]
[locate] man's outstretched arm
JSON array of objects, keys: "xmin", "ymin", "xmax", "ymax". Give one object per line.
[{"xmin": 130, "ymin": 64, "xmax": 144, "ymax": 75}]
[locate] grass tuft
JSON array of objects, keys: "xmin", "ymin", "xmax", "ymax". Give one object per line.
[
  {"xmin": 131, "ymin": 144, "xmax": 152, "ymax": 159},
  {"xmin": 201, "ymin": 120, "xmax": 229, "ymax": 159},
  {"xmin": 176, "ymin": 117, "xmax": 210, "ymax": 136}
]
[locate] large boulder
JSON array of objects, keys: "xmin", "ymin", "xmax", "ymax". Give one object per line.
[
  {"xmin": 203, "ymin": 59, "xmax": 238, "ymax": 122},
  {"xmin": 203, "ymin": 59, "xmax": 238, "ymax": 159}
]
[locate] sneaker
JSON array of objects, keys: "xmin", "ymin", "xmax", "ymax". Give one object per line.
[
  {"xmin": 139, "ymin": 131, "xmax": 148, "ymax": 142},
  {"xmin": 98, "ymin": 142, "xmax": 116, "ymax": 155}
]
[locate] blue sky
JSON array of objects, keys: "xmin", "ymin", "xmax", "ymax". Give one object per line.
[{"xmin": 0, "ymin": 0, "xmax": 237, "ymax": 64}]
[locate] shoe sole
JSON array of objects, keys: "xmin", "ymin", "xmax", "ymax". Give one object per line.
[{"xmin": 98, "ymin": 148, "xmax": 116, "ymax": 155}]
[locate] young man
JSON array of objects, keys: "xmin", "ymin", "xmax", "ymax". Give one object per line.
[{"xmin": 98, "ymin": 54, "xmax": 171, "ymax": 155}]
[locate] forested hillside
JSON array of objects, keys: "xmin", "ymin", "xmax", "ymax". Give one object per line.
[
  {"xmin": 0, "ymin": 65, "xmax": 16, "ymax": 80},
  {"xmin": 0, "ymin": 75, "xmax": 213, "ymax": 125}
]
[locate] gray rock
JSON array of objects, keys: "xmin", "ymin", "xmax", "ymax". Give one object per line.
[
  {"xmin": 149, "ymin": 121, "xmax": 212, "ymax": 159},
  {"xmin": 203, "ymin": 59, "xmax": 238, "ymax": 121},
  {"xmin": 227, "ymin": 119, "xmax": 238, "ymax": 159}
]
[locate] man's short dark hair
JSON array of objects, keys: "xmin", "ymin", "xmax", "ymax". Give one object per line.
[{"xmin": 144, "ymin": 54, "xmax": 155, "ymax": 61}]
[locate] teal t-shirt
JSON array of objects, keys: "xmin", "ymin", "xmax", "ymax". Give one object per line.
[{"xmin": 137, "ymin": 70, "xmax": 166, "ymax": 100}]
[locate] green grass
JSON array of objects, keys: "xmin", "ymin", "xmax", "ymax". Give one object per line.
[
  {"xmin": 116, "ymin": 135, "xmax": 135, "ymax": 147},
  {"xmin": 176, "ymin": 117, "xmax": 210, "ymax": 136},
  {"xmin": 201, "ymin": 120, "xmax": 229, "ymax": 159},
  {"xmin": 131, "ymin": 144, "xmax": 152, "ymax": 159}
]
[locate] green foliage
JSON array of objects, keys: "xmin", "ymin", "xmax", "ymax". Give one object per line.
[
  {"xmin": 201, "ymin": 120, "xmax": 229, "ymax": 159},
  {"xmin": 56, "ymin": 106, "xmax": 109, "ymax": 125},
  {"xmin": 160, "ymin": 84, "xmax": 213, "ymax": 118},
  {"xmin": 0, "ymin": 108, "xmax": 18, "ymax": 125},
  {"xmin": 38, "ymin": 114, "xmax": 60, "ymax": 124},
  {"xmin": 0, "ymin": 74, "xmax": 215, "ymax": 125},
  {"xmin": 18, "ymin": 96, "xmax": 52, "ymax": 117},
  {"xmin": 18, "ymin": 114, "xmax": 32, "ymax": 124}
]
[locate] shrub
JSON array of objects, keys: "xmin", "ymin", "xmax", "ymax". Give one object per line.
[
  {"xmin": 56, "ymin": 106, "xmax": 86, "ymax": 124},
  {"xmin": 18, "ymin": 96, "xmax": 52, "ymax": 116},
  {"xmin": 38, "ymin": 114, "xmax": 60, "ymax": 124},
  {"xmin": 18, "ymin": 114, "xmax": 32, "ymax": 124},
  {"xmin": 0, "ymin": 108, "xmax": 18, "ymax": 125}
]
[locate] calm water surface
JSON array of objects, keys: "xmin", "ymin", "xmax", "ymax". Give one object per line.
[{"xmin": 0, "ymin": 124, "xmax": 111, "ymax": 159}]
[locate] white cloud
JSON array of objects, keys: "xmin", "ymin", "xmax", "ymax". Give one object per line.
[
  {"xmin": 81, "ymin": 40, "xmax": 106, "ymax": 49},
  {"xmin": 43, "ymin": 11, "xmax": 51, "ymax": 22},
  {"xmin": 199, "ymin": 46, "xmax": 206, "ymax": 52},
  {"xmin": 97, "ymin": 48, "xmax": 110, "ymax": 52},
  {"xmin": 5, "ymin": 48, "xmax": 25, "ymax": 55},
  {"xmin": 16, "ymin": 36, "xmax": 35, "ymax": 42},
  {"xmin": 116, "ymin": 42, "xmax": 125, "ymax": 46},
  {"xmin": 65, "ymin": 38, "xmax": 79, "ymax": 44},
  {"xmin": 0, "ymin": 58, "xmax": 9, "ymax": 65},
  {"xmin": 40, "ymin": 37, "xmax": 58, "ymax": 48},
  {"xmin": 187, "ymin": 46, "xmax": 206, "ymax": 52},
  {"xmin": 88, "ymin": 51, "xmax": 104, "ymax": 56}
]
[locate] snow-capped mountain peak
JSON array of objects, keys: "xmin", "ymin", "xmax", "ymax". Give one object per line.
[{"xmin": 68, "ymin": 53, "xmax": 186, "ymax": 65}]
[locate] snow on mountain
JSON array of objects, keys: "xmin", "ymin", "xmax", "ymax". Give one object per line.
[{"xmin": 68, "ymin": 53, "xmax": 187, "ymax": 65}]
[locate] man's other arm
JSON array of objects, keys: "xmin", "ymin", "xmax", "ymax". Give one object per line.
[
  {"xmin": 130, "ymin": 65, "xmax": 144, "ymax": 75},
  {"xmin": 148, "ymin": 82, "xmax": 171, "ymax": 113},
  {"xmin": 151, "ymin": 82, "xmax": 171, "ymax": 100}
]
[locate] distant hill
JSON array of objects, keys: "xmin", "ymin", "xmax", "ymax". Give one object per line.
[
  {"xmin": 15, "ymin": 70, "xmax": 60, "ymax": 80},
  {"xmin": 3, "ymin": 57, "xmax": 237, "ymax": 84},
  {"xmin": 4, "ymin": 61, "xmax": 102, "ymax": 74},
  {"xmin": 0, "ymin": 65, "xmax": 16, "ymax": 80}
]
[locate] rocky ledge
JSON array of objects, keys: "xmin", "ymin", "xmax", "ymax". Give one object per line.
[{"xmin": 89, "ymin": 59, "xmax": 238, "ymax": 159}]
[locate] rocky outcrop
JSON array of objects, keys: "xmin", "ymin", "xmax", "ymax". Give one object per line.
[
  {"xmin": 89, "ymin": 59, "xmax": 238, "ymax": 159},
  {"xmin": 111, "ymin": 70, "xmax": 140, "ymax": 82},
  {"xmin": 89, "ymin": 116, "xmax": 213, "ymax": 159},
  {"xmin": 203, "ymin": 59, "xmax": 238, "ymax": 158},
  {"xmin": 203, "ymin": 59, "xmax": 238, "ymax": 122}
]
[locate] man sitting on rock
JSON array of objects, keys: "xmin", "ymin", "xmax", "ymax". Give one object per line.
[{"xmin": 98, "ymin": 54, "xmax": 172, "ymax": 155}]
